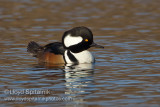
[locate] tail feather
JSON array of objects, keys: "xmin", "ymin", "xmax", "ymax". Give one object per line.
[{"xmin": 27, "ymin": 41, "xmax": 43, "ymax": 57}]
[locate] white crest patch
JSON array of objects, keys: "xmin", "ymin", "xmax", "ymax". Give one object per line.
[{"xmin": 64, "ymin": 34, "xmax": 83, "ymax": 47}]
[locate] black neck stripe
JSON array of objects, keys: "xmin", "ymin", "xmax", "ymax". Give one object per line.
[
  {"xmin": 67, "ymin": 50, "xmax": 78, "ymax": 64},
  {"xmin": 63, "ymin": 54, "xmax": 67, "ymax": 64}
]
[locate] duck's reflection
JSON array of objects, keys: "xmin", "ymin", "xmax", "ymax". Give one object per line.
[
  {"xmin": 63, "ymin": 63, "xmax": 94, "ymax": 104},
  {"xmin": 33, "ymin": 63, "xmax": 94, "ymax": 104}
]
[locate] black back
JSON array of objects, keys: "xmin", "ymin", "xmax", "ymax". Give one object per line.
[
  {"xmin": 27, "ymin": 41, "xmax": 65, "ymax": 57},
  {"xmin": 44, "ymin": 42, "xmax": 65, "ymax": 55}
]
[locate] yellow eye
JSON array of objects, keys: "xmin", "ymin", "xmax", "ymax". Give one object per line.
[{"xmin": 85, "ymin": 39, "xmax": 88, "ymax": 42}]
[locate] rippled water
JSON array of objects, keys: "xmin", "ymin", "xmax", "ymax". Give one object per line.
[{"xmin": 0, "ymin": 0, "xmax": 160, "ymax": 106}]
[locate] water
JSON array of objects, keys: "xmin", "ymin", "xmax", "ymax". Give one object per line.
[{"xmin": 0, "ymin": 0, "xmax": 160, "ymax": 106}]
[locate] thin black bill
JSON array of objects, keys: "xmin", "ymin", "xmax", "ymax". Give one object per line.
[{"xmin": 90, "ymin": 42, "xmax": 104, "ymax": 48}]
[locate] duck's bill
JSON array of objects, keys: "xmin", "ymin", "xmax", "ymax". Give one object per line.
[{"xmin": 90, "ymin": 42, "xmax": 104, "ymax": 48}]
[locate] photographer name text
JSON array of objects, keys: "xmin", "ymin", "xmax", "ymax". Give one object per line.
[{"xmin": 4, "ymin": 89, "xmax": 51, "ymax": 95}]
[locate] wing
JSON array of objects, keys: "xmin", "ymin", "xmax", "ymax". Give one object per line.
[
  {"xmin": 44, "ymin": 42, "xmax": 65, "ymax": 55},
  {"xmin": 27, "ymin": 41, "xmax": 65, "ymax": 58}
]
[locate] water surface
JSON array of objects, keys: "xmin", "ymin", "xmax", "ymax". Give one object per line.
[{"xmin": 0, "ymin": 0, "xmax": 160, "ymax": 106}]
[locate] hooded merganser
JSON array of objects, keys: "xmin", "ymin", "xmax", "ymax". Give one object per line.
[{"xmin": 27, "ymin": 26, "xmax": 104, "ymax": 64}]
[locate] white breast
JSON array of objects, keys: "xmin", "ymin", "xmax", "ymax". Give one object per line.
[
  {"xmin": 64, "ymin": 50, "xmax": 73, "ymax": 63},
  {"xmin": 64, "ymin": 50, "xmax": 95, "ymax": 64}
]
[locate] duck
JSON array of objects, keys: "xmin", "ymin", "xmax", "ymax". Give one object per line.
[{"xmin": 27, "ymin": 26, "xmax": 104, "ymax": 64}]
